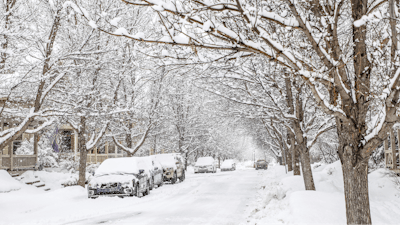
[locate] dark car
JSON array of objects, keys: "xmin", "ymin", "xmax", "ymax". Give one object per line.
[{"xmin": 255, "ymin": 160, "xmax": 268, "ymax": 170}]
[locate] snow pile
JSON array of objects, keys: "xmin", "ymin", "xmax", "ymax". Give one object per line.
[
  {"xmin": 0, "ymin": 170, "xmax": 22, "ymax": 193},
  {"xmin": 95, "ymin": 157, "xmax": 147, "ymax": 176},
  {"xmin": 20, "ymin": 170, "xmax": 90, "ymax": 189},
  {"xmin": 195, "ymin": 157, "xmax": 214, "ymax": 166},
  {"xmin": 244, "ymin": 161, "xmax": 400, "ymax": 225}
]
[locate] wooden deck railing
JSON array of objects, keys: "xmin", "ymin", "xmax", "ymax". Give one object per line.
[{"xmin": 0, "ymin": 155, "xmax": 37, "ymax": 170}]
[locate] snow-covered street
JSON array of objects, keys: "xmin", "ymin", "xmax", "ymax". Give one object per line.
[{"xmin": 0, "ymin": 169, "xmax": 259, "ymax": 225}]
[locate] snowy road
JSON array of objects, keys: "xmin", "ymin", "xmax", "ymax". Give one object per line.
[{"xmin": 1, "ymin": 169, "xmax": 259, "ymax": 225}]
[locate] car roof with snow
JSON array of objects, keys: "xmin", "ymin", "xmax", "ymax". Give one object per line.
[
  {"xmin": 152, "ymin": 154, "xmax": 177, "ymax": 169},
  {"xmin": 95, "ymin": 157, "xmax": 148, "ymax": 176}
]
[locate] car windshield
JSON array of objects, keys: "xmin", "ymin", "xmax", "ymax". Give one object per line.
[{"xmin": 195, "ymin": 157, "xmax": 214, "ymax": 166}]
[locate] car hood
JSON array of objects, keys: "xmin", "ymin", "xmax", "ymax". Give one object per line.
[{"xmin": 89, "ymin": 174, "xmax": 138, "ymax": 187}]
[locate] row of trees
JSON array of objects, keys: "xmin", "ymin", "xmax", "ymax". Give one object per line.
[
  {"xmin": 0, "ymin": 0, "xmax": 244, "ymax": 187},
  {"xmin": 2, "ymin": 0, "xmax": 399, "ymax": 223},
  {"xmin": 87, "ymin": 0, "xmax": 398, "ymax": 224}
]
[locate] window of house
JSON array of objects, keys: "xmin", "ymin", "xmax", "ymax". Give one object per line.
[{"xmin": 60, "ymin": 130, "xmax": 72, "ymax": 152}]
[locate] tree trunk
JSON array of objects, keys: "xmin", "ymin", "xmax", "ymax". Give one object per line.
[
  {"xmin": 78, "ymin": 117, "xmax": 87, "ymax": 188},
  {"xmin": 292, "ymin": 139, "xmax": 300, "ymax": 175},
  {"xmin": 342, "ymin": 145, "xmax": 371, "ymax": 224},
  {"xmin": 299, "ymin": 143, "xmax": 315, "ymax": 190},
  {"xmin": 286, "ymin": 135, "xmax": 293, "ymax": 172},
  {"xmin": 286, "ymin": 145, "xmax": 293, "ymax": 172},
  {"xmin": 126, "ymin": 122, "xmax": 133, "ymax": 149}
]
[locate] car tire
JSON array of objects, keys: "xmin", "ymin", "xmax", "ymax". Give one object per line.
[
  {"xmin": 180, "ymin": 170, "xmax": 185, "ymax": 182},
  {"xmin": 171, "ymin": 172, "xmax": 177, "ymax": 184},
  {"xmin": 143, "ymin": 182, "xmax": 149, "ymax": 196},
  {"xmin": 150, "ymin": 177, "xmax": 154, "ymax": 190},
  {"xmin": 135, "ymin": 183, "xmax": 141, "ymax": 198}
]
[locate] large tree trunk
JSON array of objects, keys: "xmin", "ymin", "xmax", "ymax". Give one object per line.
[
  {"xmin": 299, "ymin": 142, "xmax": 315, "ymax": 190},
  {"xmin": 342, "ymin": 145, "xmax": 371, "ymax": 224},
  {"xmin": 78, "ymin": 117, "xmax": 87, "ymax": 188}
]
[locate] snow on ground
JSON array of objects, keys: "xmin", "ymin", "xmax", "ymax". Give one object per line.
[
  {"xmin": 244, "ymin": 161, "xmax": 400, "ymax": 225},
  {"xmin": 0, "ymin": 170, "xmax": 22, "ymax": 193},
  {"xmin": 2, "ymin": 161, "xmax": 397, "ymax": 225},
  {"xmin": 0, "ymin": 166, "xmax": 259, "ymax": 225}
]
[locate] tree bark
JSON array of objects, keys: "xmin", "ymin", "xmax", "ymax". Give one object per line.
[
  {"xmin": 342, "ymin": 145, "xmax": 371, "ymax": 224},
  {"xmin": 77, "ymin": 117, "xmax": 87, "ymax": 188},
  {"xmin": 299, "ymin": 142, "xmax": 315, "ymax": 190},
  {"xmin": 286, "ymin": 140, "xmax": 293, "ymax": 172},
  {"xmin": 291, "ymin": 138, "xmax": 301, "ymax": 175}
]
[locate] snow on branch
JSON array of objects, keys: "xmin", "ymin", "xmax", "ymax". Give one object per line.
[
  {"xmin": 24, "ymin": 119, "xmax": 55, "ymax": 134},
  {"xmin": 86, "ymin": 122, "xmax": 109, "ymax": 150},
  {"xmin": 112, "ymin": 124, "xmax": 151, "ymax": 155},
  {"xmin": 260, "ymin": 11, "xmax": 299, "ymax": 28}
]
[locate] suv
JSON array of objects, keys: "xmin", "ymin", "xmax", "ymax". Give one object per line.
[
  {"xmin": 87, "ymin": 157, "xmax": 150, "ymax": 199},
  {"xmin": 153, "ymin": 153, "xmax": 185, "ymax": 184},
  {"xmin": 256, "ymin": 159, "xmax": 268, "ymax": 170}
]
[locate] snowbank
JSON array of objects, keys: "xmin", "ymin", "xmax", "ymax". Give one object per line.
[
  {"xmin": 0, "ymin": 170, "xmax": 22, "ymax": 193},
  {"xmin": 244, "ymin": 161, "xmax": 400, "ymax": 225},
  {"xmin": 195, "ymin": 157, "xmax": 214, "ymax": 166}
]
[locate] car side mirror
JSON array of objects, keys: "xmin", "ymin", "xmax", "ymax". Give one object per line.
[{"xmin": 139, "ymin": 169, "xmax": 144, "ymax": 174}]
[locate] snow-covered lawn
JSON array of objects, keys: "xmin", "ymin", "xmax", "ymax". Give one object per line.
[
  {"xmin": 0, "ymin": 168, "xmax": 259, "ymax": 225},
  {"xmin": 244, "ymin": 161, "xmax": 400, "ymax": 225}
]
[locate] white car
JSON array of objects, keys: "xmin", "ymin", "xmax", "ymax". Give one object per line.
[
  {"xmin": 194, "ymin": 157, "xmax": 216, "ymax": 173},
  {"xmin": 88, "ymin": 157, "xmax": 150, "ymax": 199},
  {"xmin": 221, "ymin": 159, "xmax": 236, "ymax": 171},
  {"xmin": 143, "ymin": 156, "xmax": 164, "ymax": 189}
]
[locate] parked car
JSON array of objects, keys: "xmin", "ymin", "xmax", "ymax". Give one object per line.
[
  {"xmin": 221, "ymin": 159, "xmax": 236, "ymax": 171},
  {"xmin": 153, "ymin": 153, "xmax": 185, "ymax": 184},
  {"xmin": 194, "ymin": 157, "xmax": 216, "ymax": 173},
  {"xmin": 256, "ymin": 159, "xmax": 268, "ymax": 170},
  {"xmin": 87, "ymin": 157, "xmax": 150, "ymax": 199},
  {"xmin": 143, "ymin": 156, "xmax": 164, "ymax": 189}
]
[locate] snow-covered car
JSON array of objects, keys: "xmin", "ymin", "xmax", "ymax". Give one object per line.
[
  {"xmin": 255, "ymin": 159, "xmax": 268, "ymax": 170},
  {"xmin": 152, "ymin": 153, "xmax": 185, "ymax": 184},
  {"xmin": 87, "ymin": 157, "xmax": 150, "ymax": 199},
  {"xmin": 143, "ymin": 156, "xmax": 164, "ymax": 189},
  {"xmin": 221, "ymin": 159, "xmax": 236, "ymax": 171},
  {"xmin": 194, "ymin": 157, "xmax": 216, "ymax": 173}
]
